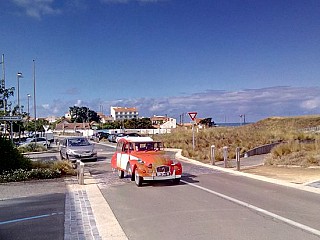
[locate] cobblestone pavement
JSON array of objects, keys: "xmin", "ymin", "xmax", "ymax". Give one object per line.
[{"xmin": 64, "ymin": 178, "xmax": 102, "ymax": 240}]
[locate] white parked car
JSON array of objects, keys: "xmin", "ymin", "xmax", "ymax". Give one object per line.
[{"xmin": 19, "ymin": 137, "xmax": 49, "ymax": 147}]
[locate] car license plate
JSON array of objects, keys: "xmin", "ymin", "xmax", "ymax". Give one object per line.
[{"xmin": 157, "ymin": 172, "xmax": 169, "ymax": 176}]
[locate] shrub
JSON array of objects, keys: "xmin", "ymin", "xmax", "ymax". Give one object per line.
[
  {"xmin": 52, "ymin": 160, "xmax": 76, "ymax": 176},
  {"xmin": 0, "ymin": 168, "xmax": 61, "ymax": 183},
  {"xmin": 0, "ymin": 137, "xmax": 32, "ymax": 174},
  {"xmin": 18, "ymin": 143, "xmax": 47, "ymax": 153}
]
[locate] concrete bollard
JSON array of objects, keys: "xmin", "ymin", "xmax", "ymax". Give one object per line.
[
  {"xmin": 223, "ymin": 146, "xmax": 228, "ymax": 168},
  {"xmin": 77, "ymin": 160, "xmax": 85, "ymax": 185},
  {"xmin": 211, "ymin": 145, "xmax": 215, "ymax": 165},
  {"xmin": 236, "ymin": 147, "xmax": 241, "ymax": 171}
]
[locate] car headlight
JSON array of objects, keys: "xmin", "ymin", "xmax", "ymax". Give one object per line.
[{"xmin": 67, "ymin": 149, "xmax": 76, "ymax": 155}]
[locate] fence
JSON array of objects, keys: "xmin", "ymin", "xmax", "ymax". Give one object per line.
[{"xmin": 244, "ymin": 142, "xmax": 282, "ymax": 157}]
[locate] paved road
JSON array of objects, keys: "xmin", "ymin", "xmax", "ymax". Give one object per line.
[
  {"xmin": 85, "ymin": 143, "xmax": 320, "ymax": 240},
  {"xmin": 0, "ymin": 179, "xmax": 66, "ymax": 240},
  {"xmin": 2, "ymin": 142, "xmax": 320, "ymax": 240}
]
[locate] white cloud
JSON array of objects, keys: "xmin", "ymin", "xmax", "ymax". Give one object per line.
[
  {"xmin": 74, "ymin": 99, "xmax": 82, "ymax": 107},
  {"xmin": 12, "ymin": 0, "xmax": 62, "ymax": 19},
  {"xmin": 300, "ymin": 98, "xmax": 320, "ymax": 110},
  {"xmin": 36, "ymin": 86, "xmax": 320, "ymax": 123}
]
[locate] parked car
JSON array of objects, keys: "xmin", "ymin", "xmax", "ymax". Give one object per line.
[
  {"xmin": 59, "ymin": 137, "xmax": 97, "ymax": 162},
  {"xmin": 115, "ymin": 132, "xmax": 141, "ymax": 142},
  {"xmin": 108, "ymin": 133, "xmax": 116, "ymax": 143},
  {"xmin": 111, "ymin": 136, "xmax": 182, "ymax": 187},
  {"xmin": 95, "ymin": 132, "xmax": 109, "ymax": 140},
  {"xmin": 91, "ymin": 131, "xmax": 109, "ymax": 142},
  {"xmin": 19, "ymin": 137, "xmax": 50, "ymax": 147}
]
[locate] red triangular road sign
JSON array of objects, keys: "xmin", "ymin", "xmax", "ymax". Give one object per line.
[{"xmin": 188, "ymin": 112, "xmax": 197, "ymax": 121}]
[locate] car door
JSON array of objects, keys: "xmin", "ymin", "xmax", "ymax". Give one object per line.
[
  {"xmin": 119, "ymin": 142, "xmax": 130, "ymax": 170},
  {"xmin": 116, "ymin": 141, "xmax": 123, "ymax": 168}
]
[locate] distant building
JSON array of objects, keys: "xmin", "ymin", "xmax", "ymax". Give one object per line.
[
  {"xmin": 97, "ymin": 112, "xmax": 113, "ymax": 124},
  {"xmin": 110, "ymin": 107, "xmax": 138, "ymax": 121},
  {"xmin": 65, "ymin": 112, "xmax": 71, "ymax": 119},
  {"xmin": 46, "ymin": 116, "xmax": 58, "ymax": 123},
  {"xmin": 151, "ymin": 115, "xmax": 176, "ymax": 129}
]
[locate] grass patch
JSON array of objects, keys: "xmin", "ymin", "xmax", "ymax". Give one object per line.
[{"xmin": 154, "ymin": 115, "xmax": 320, "ymax": 166}]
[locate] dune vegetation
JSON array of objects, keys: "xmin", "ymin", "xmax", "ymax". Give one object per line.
[{"xmin": 154, "ymin": 115, "xmax": 320, "ymax": 167}]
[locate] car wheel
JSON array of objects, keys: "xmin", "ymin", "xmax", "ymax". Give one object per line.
[
  {"xmin": 127, "ymin": 163, "xmax": 135, "ymax": 181},
  {"xmin": 173, "ymin": 178, "xmax": 180, "ymax": 185},
  {"xmin": 134, "ymin": 168, "xmax": 143, "ymax": 187},
  {"xmin": 118, "ymin": 169, "xmax": 124, "ymax": 179}
]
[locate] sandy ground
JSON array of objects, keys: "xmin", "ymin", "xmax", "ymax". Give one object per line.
[{"xmin": 242, "ymin": 165, "xmax": 320, "ymax": 184}]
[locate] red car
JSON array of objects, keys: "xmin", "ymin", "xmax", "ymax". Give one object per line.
[{"xmin": 111, "ymin": 137, "xmax": 182, "ymax": 186}]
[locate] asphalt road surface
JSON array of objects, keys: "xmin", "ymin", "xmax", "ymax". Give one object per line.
[
  {"xmin": 0, "ymin": 179, "xmax": 66, "ymax": 240},
  {"xmin": 87, "ymin": 143, "xmax": 320, "ymax": 240},
  {"xmin": 2, "ymin": 142, "xmax": 320, "ymax": 240}
]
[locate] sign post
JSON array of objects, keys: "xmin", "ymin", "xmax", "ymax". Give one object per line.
[
  {"xmin": 0, "ymin": 116, "xmax": 23, "ymax": 143},
  {"xmin": 188, "ymin": 112, "xmax": 197, "ymax": 150}
]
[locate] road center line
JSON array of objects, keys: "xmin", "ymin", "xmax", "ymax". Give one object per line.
[
  {"xmin": 0, "ymin": 212, "xmax": 64, "ymax": 225},
  {"xmin": 181, "ymin": 180, "xmax": 320, "ymax": 237}
]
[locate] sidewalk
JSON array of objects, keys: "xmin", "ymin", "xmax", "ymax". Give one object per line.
[{"xmin": 64, "ymin": 172, "xmax": 128, "ymax": 240}]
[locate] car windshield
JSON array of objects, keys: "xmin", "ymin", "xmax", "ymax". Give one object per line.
[
  {"xmin": 68, "ymin": 138, "xmax": 90, "ymax": 147},
  {"xmin": 134, "ymin": 142, "xmax": 162, "ymax": 151}
]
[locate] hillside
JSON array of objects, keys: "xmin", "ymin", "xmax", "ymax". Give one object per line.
[{"xmin": 154, "ymin": 115, "xmax": 320, "ymax": 164}]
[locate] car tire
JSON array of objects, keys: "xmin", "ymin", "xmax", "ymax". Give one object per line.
[
  {"xmin": 127, "ymin": 163, "xmax": 135, "ymax": 181},
  {"xmin": 173, "ymin": 178, "xmax": 180, "ymax": 185},
  {"xmin": 134, "ymin": 168, "xmax": 143, "ymax": 187},
  {"xmin": 118, "ymin": 169, "xmax": 124, "ymax": 179}
]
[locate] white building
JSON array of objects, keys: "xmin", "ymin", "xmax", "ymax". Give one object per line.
[
  {"xmin": 110, "ymin": 107, "xmax": 139, "ymax": 121},
  {"xmin": 151, "ymin": 115, "xmax": 177, "ymax": 129}
]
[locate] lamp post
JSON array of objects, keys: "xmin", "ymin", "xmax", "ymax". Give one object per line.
[
  {"xmin": 33, "ymin": 60, "xmax": 37, "ymax": 139},
  {"xmin": 27, "ymin": 94, "xmax": 31, "ymax": 134},
  {"xmin": 17, "ymin": 72, "xmax": 23, "ymax": 114}
]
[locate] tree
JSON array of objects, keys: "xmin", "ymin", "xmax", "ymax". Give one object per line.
[
  {"xmin": 24, "ymin": 118, "xmax": 50, "ymax": 133},
  {"xmin": 199, "ymin": 118, "xmax": 215, "ymax": 127},
  {"xmin": 69, "ymin": 106, "xmax": 100, "ymax": 123}
]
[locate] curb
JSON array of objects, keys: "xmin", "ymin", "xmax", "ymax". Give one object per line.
[
  {"xmin": 84, "ymin": 175, "xmax": 128, "ymax": 240},
  {"xmin": 165, "ymin": 148, "xmax": 320, "ymax": 195}
]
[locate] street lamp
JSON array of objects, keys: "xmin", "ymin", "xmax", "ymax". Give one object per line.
[
  {"xmin": 33, "ymin": 60, "xmax": 37, "ymax": 138},
  {"xmin": 17, "ymin": 72, "xmax": 23, "ymax": 114},
  {"xmin": 27, "ymin": 94, "xmax": 31, "ymax": 134}
]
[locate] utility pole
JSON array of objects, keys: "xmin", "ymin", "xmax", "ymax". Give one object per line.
[
  {"xmin": 1, "ymin": 54, "xmax": 7, "ymax": 136},
  {"xmin": 33, "ymin": 60, "xmax": 37, "ymax": 139}
]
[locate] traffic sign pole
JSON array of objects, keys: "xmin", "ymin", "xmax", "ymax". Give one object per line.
[{"xmin": 188, "ymin": 112, "xmax": 198, "ymax": 150}]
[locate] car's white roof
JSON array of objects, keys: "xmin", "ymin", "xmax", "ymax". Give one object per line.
[{"xmin": 119, "ymin": 136, "xmax": 154, "ymax": 142}]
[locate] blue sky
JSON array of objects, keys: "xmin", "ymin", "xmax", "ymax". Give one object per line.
[{"xmin": 1, "ymin": 0, "xmax": 320, "ymax": 123}]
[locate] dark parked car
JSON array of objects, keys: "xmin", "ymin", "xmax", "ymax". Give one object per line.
[
  {"xmin": 97, "ymin": 132, "xmax": 109, "ymax": 140},
  {"xmin": 91, "ymin": 132, "xmax": 109, "ymax": 142}
]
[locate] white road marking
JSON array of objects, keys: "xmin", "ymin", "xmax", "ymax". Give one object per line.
[
  {"xmin": 0, "ymin": 212, "xmax": 63, "ymax": 225},
  {"xmin": 181, "ymin": 180, "xmax": 320, "ymax": 237}
]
